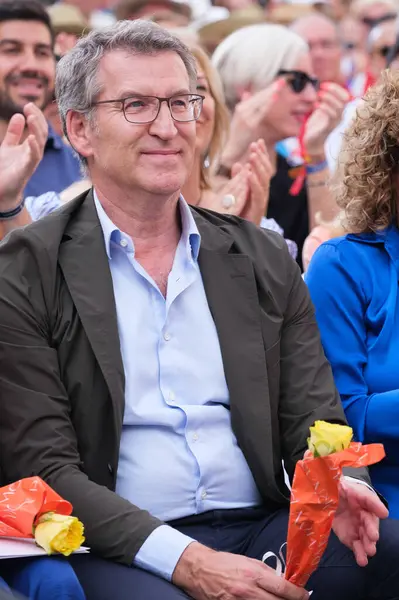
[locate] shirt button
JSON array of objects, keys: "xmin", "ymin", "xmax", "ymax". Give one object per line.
[
  {"xmin": 192, "ymin": 433, "xmax": 199, "ymax": 442},
  {"xmin": 168, "ymin": 391, "xmax": 175, "ymax": 402},
  {"xmin": 163, "ymin": 332, "xmax": 171, "ymax": 341},
  {"xmin": 201, "ymin": 490, "xmax": 207, "ymax": 500},
  {"xmin": 120, "ymin": 239, "xmax": 128, "ymax": 248}
]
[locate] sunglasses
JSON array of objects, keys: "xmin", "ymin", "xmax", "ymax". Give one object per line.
[
  {"xmin": 374, "ymin": 45, "xmax": 394, "ymax": 58},
  {"xmin": 277, "ymin": 70, "xmax": 319, "ymax": 94}
]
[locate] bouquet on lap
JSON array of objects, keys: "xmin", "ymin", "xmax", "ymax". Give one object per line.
[{"xmin": 0, "ymin": 476, "xmax": 85, "ymax": 556}]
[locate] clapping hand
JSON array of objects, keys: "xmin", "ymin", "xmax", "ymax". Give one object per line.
[
  {"xmin": 220, "ymin": 79, "xmax": 286, "ymax": 167},
  {"xmin": 0, "ymin": 103, "xmax": 48, "ymax": 210},
  {"xmin": 200, "ymin": 140, "xmax": 272, "ymax": 225},
  {"xmin": 332, "ymin": 479, "xmax": 388, "ymax": 567},
  {"xmin": 304, "ymin": 82, "xmax": 350, "ymax": 160},
  {"xmin": 240, "ymin": 139, "xmax": 273, "ymax": 224}
]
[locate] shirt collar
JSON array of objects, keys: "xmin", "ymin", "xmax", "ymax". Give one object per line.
[
  {"xmin": 93, "ymin": 191, "xmax": 201, "ymax": 262},
  {"xmin": 179, "ymin": 195, "xmax": 201, "ymax": 261}
]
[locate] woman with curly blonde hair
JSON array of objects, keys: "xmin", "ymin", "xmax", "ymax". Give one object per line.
[{"xmin": 306, "ymin": 68, "xmax": 399, "ymax": 516}]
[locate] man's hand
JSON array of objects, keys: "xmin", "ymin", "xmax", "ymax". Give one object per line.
[
  {"xmin": 0, "ymin": 103, "xmax": 48, "ymax": 210},
  {"xmin": 332, "ymin": 479, "xmax": 389, "ymax": 567},
  {"xmin": 173, "ymin": 543, "xmax": 309, "ymax": 600}
]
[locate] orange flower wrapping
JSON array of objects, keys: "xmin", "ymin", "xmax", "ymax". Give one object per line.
[
  {"xmin": 0, "ymin": 476, "xmax": 72, "ymax": 538},
  {"xmin": 285, "ymin": 438, "xmax": 385, "ymax": 588}
]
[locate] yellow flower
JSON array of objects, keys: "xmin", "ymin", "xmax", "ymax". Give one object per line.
[
  {"xmin": 307, "ymin": 421, "xmax": 353, "ymax": 458},
  {"xmin": 34, "ymin": 512, "xmax": 85, "ymax": 557}
]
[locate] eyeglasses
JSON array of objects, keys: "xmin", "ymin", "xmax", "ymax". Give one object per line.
[
  {"xmin": 91, "ymin": 93, "xmax": 204, "ymax": 124},
  {"xmin": 277, "ymin": 70, "xmax": 319, "ymax": 94}
]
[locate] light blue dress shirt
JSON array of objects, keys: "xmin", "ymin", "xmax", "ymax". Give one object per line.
[{"xmin": 93, "ymin": 192, "xmax": 261, "ymax": 581}]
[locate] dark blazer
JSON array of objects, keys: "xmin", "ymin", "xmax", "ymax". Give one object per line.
[{"xmin": 0, "ymin": 190, "xmax": 366, "ymax": 565}]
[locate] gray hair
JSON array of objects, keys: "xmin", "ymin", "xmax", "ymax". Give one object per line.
[
  {"xmin": 212, "ymin": 24, "xmax": 308, "ymax": 110},
  {"xmin": 56, "ymin": 19, "xmax": 197, "ymax": 151}
]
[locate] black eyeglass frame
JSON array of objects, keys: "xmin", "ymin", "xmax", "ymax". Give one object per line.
[
  {"xmin": 277, "ymin": 70, "xmax": 319, "ymax": 94},
  {"xmin": 90, "ymin": 93, "xmax": 205, "ymax": 124}
]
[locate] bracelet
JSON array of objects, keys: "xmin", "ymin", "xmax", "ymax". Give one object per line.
[
  {"xmin": 306, "ymin": 160, "xmax": 328, "ymax": 175},
  {"xmin": 0, "ymin": 198, "xmax": 25, "ymax": 220},
  {"xmin": 216, "ymin": 164, "xmax": 232, "ymax": 178}
]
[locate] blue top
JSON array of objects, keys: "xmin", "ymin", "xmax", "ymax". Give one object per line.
[
  {"xmin": 305, "ymin": 224, "xmax": 399, "ymax": 517},
  {"xmin": 23, "ymin": 125, "xmax": 82, "ymax": 198},
  {"xmin": 94, "ymin": 193, "xmax": 261, "ymax": 580}
]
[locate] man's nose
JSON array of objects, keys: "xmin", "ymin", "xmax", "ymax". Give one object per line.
[{"xmin": 149, "ymin": 101, "xmax": 178, "ymax": 139}]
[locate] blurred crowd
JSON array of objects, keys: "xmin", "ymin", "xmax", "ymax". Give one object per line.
[{"xmin": 3, "ymin": 0, "xmax": 399, "ymax": 270}]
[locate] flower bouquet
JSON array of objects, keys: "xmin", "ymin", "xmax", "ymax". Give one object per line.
[
  {"xmin": 0, "ymin": 476, "xmax": 85, "ymax": 556},
  {"xmin": 283, "ymin": 421, "xmax": 385, "ymax": 587}
]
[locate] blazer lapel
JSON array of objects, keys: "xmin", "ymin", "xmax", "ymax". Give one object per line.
[
  {"xmin": 58, "ymin": 191, "xmax": 125, "ymax": 434},
  {"xmin": 194, "ymin": 212, "xmax": 275, "ymax": 483}
]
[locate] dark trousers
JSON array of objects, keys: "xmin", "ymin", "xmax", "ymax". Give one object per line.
[{"xmin": 70, "ymin": 507, "xmax": 399, "ymax": 600}]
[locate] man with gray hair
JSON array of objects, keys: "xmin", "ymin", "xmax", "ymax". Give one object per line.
[{"xmin": 1, "ymin": 18, "xmax": 399, "ymax": 600}]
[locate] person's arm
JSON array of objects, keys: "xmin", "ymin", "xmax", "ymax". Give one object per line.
[
  {"xmin": 0, "ymin": 231, "xmax": 168, "ymax": 566},
  {"xmin": 303, "ymin": 83, "xmax": 350, "ymax": 231},
  {"xmin": 305, "ymin": 241, "xmax": 399, "ymax": 446},
  {"xmin": 0, "ymin": 103, "xmax": 48, "ymax": 238}
]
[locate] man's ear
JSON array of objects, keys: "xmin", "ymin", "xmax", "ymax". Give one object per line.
[{"xmin": 66, "ymin": 110, "xmax": 94, "ymax": 161}]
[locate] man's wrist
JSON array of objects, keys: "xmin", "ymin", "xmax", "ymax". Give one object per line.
[{"xmin": 172, "ymin": 542, "xmax": 215, "ymax": 590}]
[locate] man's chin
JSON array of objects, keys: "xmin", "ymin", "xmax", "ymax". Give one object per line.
[{"xmin": 141, "ymin": 173, "xmax": 186, "ymax": 196}]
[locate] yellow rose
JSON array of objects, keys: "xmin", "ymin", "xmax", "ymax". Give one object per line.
[
  {"xmin": 34, "ymin": 512, "xmax": 85, "ymax": 557},
  {"xmin": 307, "ymin": 421, "xmax": 353, "ymax": 458}
]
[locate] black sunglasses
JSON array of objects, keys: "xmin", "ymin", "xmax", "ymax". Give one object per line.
[
  {"xmin": 278, "ymin": 70, "xmax": 319, "ymax": 94},
  {"xmin": 375, "ymin": 45, "xmax": 394, "ymax": 58}
]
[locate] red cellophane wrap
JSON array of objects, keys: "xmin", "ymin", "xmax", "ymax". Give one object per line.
[
  {"xmin": 0, "ymin": 476, "xmax": 72, "ymax": 538},
  {"xmin": 285, "ymin": 442, "xmax": 385, "ymax": 588}
]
